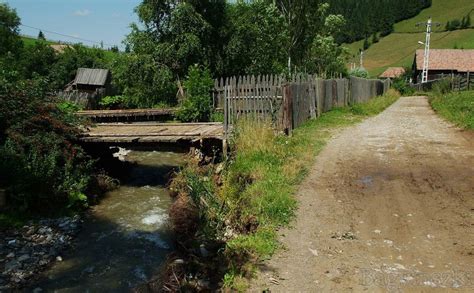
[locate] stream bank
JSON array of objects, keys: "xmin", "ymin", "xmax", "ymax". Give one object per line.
[{"xmin": 19, "ymin": 149, "xmax": 185, "ymax": 292}]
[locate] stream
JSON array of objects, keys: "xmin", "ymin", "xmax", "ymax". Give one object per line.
[{"xmin": 33, "ymin": 150, "xmax": 184, "ymax": 292}]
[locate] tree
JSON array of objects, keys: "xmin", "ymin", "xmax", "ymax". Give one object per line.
[
  {"xmin": 176, "ymin": 65, "xmax": 214, "ymax": 122},
  {"xmin": 49, "ymin": 44, "xmax": 107, "ymax": 89},
  {"xmin": 129, "ymin": 0, "xmax": 225, "ymax": 76},
  {"xmin": 20, "ymin": 42, "xmax": 57, "ymax": 79},
  {"xmin": 0, "ymin": 74, "xmax": 93, "ymax": 211},
  {"xmin": 38, "ymin": 30, "xmax": 46, "ymax": 40},
  {"xmin": 224, "ymin": 1, "xmax": 287, "ymax": 75},
  {"xmin": 110, "ymin": 53, "xmax": 176, "ymax": 108},
  {"xmin": 363, "ymin": 36, "xmax": 370, "ymax": 50},
  {"xmin": 445, "ymin": 21, "xmax": 451, "ymax": 31},
  {"xmin": 0, "ymin": 3, "xmax": 22, "ymax": 56},
  {"xmin": 307, "ymin": 11, "xmax": 348, "ymax": 76},
  {"xmin": 372, "ymin": 32, "xmax": 379, "ymax": 44},
  {"xmin": 464, "ymin": 14, "xmax": 471, "ymax": 28},
  {"xmin": 267, "ymin": 0, "xmax": 321, "ymax": 72}
]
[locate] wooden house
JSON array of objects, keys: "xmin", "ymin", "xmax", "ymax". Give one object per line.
[
  {"xmin": 379, "ymin": 67, "xmax": 406, "ymax": 79},
  {"xmin": 412, "ymin": 49, "xmax": 474, "ymax": 83}
]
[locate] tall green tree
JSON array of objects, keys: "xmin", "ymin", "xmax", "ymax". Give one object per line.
[
  {"xmin": 266, "ymin": 0, "xmax": 321, "ymax": 72},
  {"xmin": 308, "ymin": 7, "xmax": 348, "ymax": 76},
  {"xmin": 38, "ymin": 30, "xmax": 46, "ymax": 40},
  {"xmin": 0, "ymin": 3, "xmax": 22, "ymax": 56},
  {"xmin": 224, "ymin": 1, "xmax": 288, "ymax": 75}
]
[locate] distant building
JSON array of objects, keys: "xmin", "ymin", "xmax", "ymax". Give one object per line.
[
  {"xmin": 412, "ymin": 49, "xmax": 474, "ymax": 83},
  {"xmin": 50, "ymin": 44, "xmax": 72, "ymax": 54},
  {"xmin": 61, "ymin": 68, "xmax": 111, "ymax": 109},
  {"xmin": 65, "ymin": 68, "xmax": 111, "ymax": 93},
  {"xmin": 379, "ymin": 67, "xmax": 406, "ymax": 79}
]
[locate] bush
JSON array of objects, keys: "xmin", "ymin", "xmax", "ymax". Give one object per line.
[
  {"xmin": 176, "ymin": 65, "xmax": 214, "ymax": 122},
  {"xmin": 392, "ymin": 78, "xmax": 414, "ymax": 96},
  {"xmin": 432, "ymin": 78, "xmax": 452, "ymax": 95},
  {"xmin": 99, "ymin": 95, "xmax": 127, "ymax": 109},
  {"xmin": 0, "ymin": 74, "xmax": 93, "ymax": 213},
  {"xmin": 349, "ymin": 67, "xmax": 369, "ymax": 78}
]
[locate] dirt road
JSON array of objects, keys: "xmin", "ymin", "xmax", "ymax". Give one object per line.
[{"xmin": 252, "ymin": 96, "xmax": 474, "ymax": 292}]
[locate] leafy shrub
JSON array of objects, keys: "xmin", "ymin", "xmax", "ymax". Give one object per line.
[
  {"xmin": 99, "ymin": 95, "xmax": 127, "ymax": 109},
  {"xmin": 349, "ymin": 67, "xmax": 369, "ymax": 78},
  {"xmin": 0, "ymin": 74, "xmax": 93, "ymax": 213},
  {"xmin": 176, "ymin": 65, "xmax": 214, "ymax": 122},
  {"xmin": 392, "ymin": 78, "xmax": 414, "ymax": 96},
  {"xmin": 432, "ymin": 78, "xmax": 452, "ymax": 95},
  {"xmin": 110, "ymin": 53, "xmax": 177, "ymax": 108}
]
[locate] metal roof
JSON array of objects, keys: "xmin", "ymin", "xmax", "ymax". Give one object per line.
[{"xmin": 74, "ymin": 68, "xmax": 109, "ymax": 86}]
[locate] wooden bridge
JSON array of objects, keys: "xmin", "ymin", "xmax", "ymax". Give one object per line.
[
  {"xmin": 77, "ymin": 108, "xmax": 176, "ymax": 122},
  {"xmin": 79, "ymin": 122, "xmax": 224, "ymax": 147}
]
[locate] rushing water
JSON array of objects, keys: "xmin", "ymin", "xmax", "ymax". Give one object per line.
[{"xmin": 34, "ymin": 150, "xmax": 184, "ymax": 292}]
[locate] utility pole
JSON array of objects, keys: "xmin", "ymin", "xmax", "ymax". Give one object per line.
[
  {"xmin": 417, "ymin": 17, "xmax": 440, "ymax": 83},
  {"xmin": 359, "ymin": 50, "xmax": 364, "ymax": 69}
]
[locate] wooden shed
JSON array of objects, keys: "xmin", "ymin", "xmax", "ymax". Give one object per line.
[
  {"xmin": 71, "ymin": 68, "xmax": 111, "ymax": 93},
  {"xmin": 60, "ymin": 68, "xmax": 111, "ymax": 109}
]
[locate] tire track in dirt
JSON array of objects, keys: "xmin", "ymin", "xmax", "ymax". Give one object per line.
[{"xmin": 251, "ymin": 96, "xmax": 474, "ymax": 292}]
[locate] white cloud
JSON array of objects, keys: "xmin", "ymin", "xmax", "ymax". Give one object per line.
[
  {"xmin": 112, "ymin": 12, "xmax": 121, "ymax": 18},
  {"xmin": 74, "ymin": 9, "xmax": 91, "ymax": 17}
]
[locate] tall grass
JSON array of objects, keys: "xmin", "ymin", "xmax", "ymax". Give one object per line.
[
  {"xmin": 169, "ymin": 90, "xmax": 401, "ymax": 290},
  {"xmin": 429, "ymin": 90, "xmax": 474, "ymax": 129}
]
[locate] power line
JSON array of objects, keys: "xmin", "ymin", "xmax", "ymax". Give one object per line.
[
  {"xmin": 0, "ymin": 20, "xmax": 117, "ymax": 47},
  {"xmin": 19, "ymin": 23, "xmax": 116, "ymax": 47}
]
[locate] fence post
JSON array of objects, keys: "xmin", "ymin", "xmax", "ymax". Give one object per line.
[
  {"xmin": 282, "ymin": 83, "xmax": 293, "ymax": 135},
  {"xmin": 223, "ymin": 83, "xmax": 229, "ymax": 159},
  {"xmin": 468, "ymin": 72, "xmax": 471, "ymax": 91}
]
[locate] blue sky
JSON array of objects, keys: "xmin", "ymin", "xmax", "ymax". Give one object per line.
[{"xmin": 2, "ymin": 0, "xmax": 141, "ymax": 48}]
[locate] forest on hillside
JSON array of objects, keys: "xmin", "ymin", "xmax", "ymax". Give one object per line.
[{"xmin": 328, "ymin": 0, "xmax": 432, "ymax": 43}]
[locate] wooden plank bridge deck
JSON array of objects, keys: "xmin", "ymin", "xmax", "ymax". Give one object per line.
[
  {"xmin": 76, "ymin": 108, "xmax": 176, "ymax": 122},
  {"xmin": 80, "ymin": 122, "xmax": 224, "ymax": 145}
]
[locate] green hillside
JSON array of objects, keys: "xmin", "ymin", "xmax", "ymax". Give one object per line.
[
  {"xmin": 21, "ymin": 35, "xmax": 55, "ymax": 47},
  {"xmin": 21, "ymin": 36, "xmax": 118, "ymax": 60},
  {"xmin": 394, "ymin": 0, "xmax": 474, "ymax": 32},
  {"xmin": 346, "ymin": 0, "xmax": 474, "ymax": 77}
]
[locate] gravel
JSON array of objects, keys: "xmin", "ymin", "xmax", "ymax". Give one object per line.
[{"xmin": 0, "ymin": 216, "xmax": 81, "ymax": 290}]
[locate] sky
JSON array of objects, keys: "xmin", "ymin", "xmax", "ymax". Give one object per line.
[{"xmin": 2, "ymin": 0, "xmax": 141, "ymax": 49}]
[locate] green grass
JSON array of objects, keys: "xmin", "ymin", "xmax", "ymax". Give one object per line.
[
  {"xmin": 429, "ymin": 90, "xmax": 474, "ymax": 129},
  {"xmin": 394, "ymin": 0, "xmax": 474, "ymax": 33},
  {"xmin": 345, "ymin": 0, "xmax": 474, "ymax": 77},
  {"xmin": 21, "ymin": 36, "xmax": 55, "ymax": 47},
  {"xmin": 216, "ymin": 90, "xmax": 400, "ymax": 289}
]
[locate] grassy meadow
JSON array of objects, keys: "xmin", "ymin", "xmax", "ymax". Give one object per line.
[{"xmin": 345, "ymin": 0, "xmax": 474, "ymax": 77}]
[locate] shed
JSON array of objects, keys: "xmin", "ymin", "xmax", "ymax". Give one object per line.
[
  {"xmin": 379, "ymin": 67, "xmax": 406, "ymax": 79},
  {"xmin": 60, "ymin": 68, "xmax": 111, "ymax": 109},
  {"xmin": 74, "ymin": 68, "xmax": 109, "ymax": 87},
  {"xmin": 412, "ymin": 49, "xmax": 474, "ymax": 82}
]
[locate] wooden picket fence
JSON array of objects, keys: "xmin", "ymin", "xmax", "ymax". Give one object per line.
[{"xmin": 216, "ymin": 74, "xmax": 390, "ymax": 137}]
